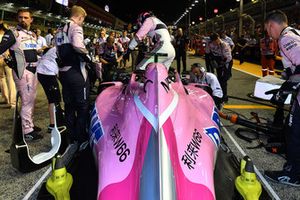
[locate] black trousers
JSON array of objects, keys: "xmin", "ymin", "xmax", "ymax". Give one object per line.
[
  {"xmin": 176, "ymin": 52, "xmax": 187, "ymax": 73},
  {"xmin": 216, "ymin": 60, "xmax": 233, "ymax": 100},
  {"xmin": 37, "ymin": 73, "xmax": 61, "ymax": 104},
  {"xmin": 59, "ymin": 67, "xmax": 90, "ymax": 143},
  {"xmin": 285, "ymin": 99, "xmax": 300, "ymax": 173},
  {"xmin": 102, "ymin": 63, "xmax": 116, "ymax": 82},
  {"xmin": 205, "ymin": 53, "xmax": 214, "ymax": 74}
]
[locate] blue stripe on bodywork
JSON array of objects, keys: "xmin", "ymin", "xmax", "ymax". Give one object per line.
[
  {"xmin": 89, "ymin": 106, "xmax": 104, "ymax": 142},
  {"xmin": 139, "ymin": 128, "xmax": 160, "ymax": 200}
]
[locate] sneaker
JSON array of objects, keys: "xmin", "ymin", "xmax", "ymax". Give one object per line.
[
  {"xmin": 33, "ymin": 126, "xmax": 42, "ymax": 132},
  {"xmin": 47, "ymin": 124, "xmax": 55, "ymax": 133},
  {"xmin": 264, "ymin": 169, "xmax": 300, "ymax": 187},
  {"xmin": 24, "ymin": 131, "xmax": 43, "ymax": 141}
]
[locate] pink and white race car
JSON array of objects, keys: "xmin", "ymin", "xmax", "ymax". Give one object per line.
[{"xmin": 90, "ymin": 58, "xmax": 222, "ymax": 200}]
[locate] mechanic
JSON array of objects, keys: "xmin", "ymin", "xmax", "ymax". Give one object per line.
[
  {"xmin": 264, "ymin": 10, "xmax": 300, "ymax": 186},
  {"xmin": 98, "ymin": 35, "xmax": 124, "ymax": 82},
  {"xmin": 55, "ymin": 5, "xmax": 91, "ymax": 145},
  {"xmin": 208, "ymin": 32, "xmax": 233, "ymax": 102},
  {"xmin": 0, "ymin": 9, "xmax": 42, "ymax": 141},
  {"xmin": 190, "ymin": 63, "xmax": 223, "ymax": 110}
]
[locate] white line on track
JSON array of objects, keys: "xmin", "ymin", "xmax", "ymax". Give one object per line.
[
  {"xmin": 221, "ymin": 122, "xmax": 281, "ymax": 200},
  {"xmin": 22, "ymin": 167, "xmax": 51, "ymax": 200}
]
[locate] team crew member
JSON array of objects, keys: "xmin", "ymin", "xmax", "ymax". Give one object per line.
[
  {"xmin": 0, "ymin": 9, "xmax": 42, "ymax": 141},
  {"xmin": 55, "ymin": 6, "xmax": 90, "ymax": 144},
  {"xmin": 264, "ymin": 10, "xmax": 300, "ymax": 186},
  {"xmin": 98, "ymin": 36, "xmax": 124, "ymax": 82},
  {"xmin": 203, "ymin": 36, "xmax": 214, "ymax": 73},
  {"xmin": 37, "ymin": 46, "xmax": 62, "ymax": 133},
  {"xmin": 220, "ymin": 31, "xmax": 235, "ymax": 51},
  {"xmin": 174, "ymin": 28, "xmax": 189, "ymax": 73},
  {"xmin": 208, "ymin": 32, "xmax": 233, "ymax": 102},
  {"xmin": 190, "ymin": 63, "xmax": 223, "ymax": 109},
  {"xmin": 260, "ymin": 32, "xmax": 277, "ymax": 76},
  {"xmin": 127, "ymin": 12, "xmax": 175, "ymax": 70}
]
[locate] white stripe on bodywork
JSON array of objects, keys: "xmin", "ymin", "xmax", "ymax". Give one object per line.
[
  {"xmin": 159, "ymin": 128, "xmax": 177, "ymax": 200},
  {"xmin": 134, "ymin": 89, "xmax": 179, "ymax": 133},
  {"xmin": 159, "ymin": 90, "xmax": 179, "ymax": 128},
  {"xmin": 134, "ymin": 95, "xmax": 158, "ymax": 133}
]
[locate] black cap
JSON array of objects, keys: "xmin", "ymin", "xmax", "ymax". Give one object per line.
[
  {"xmin": 210, "ymin": 32, "xmax": 220, "ymax": 41},
  {"xmin": 191, "ymin": 63, "xmax": 202, "ymax": 68}
]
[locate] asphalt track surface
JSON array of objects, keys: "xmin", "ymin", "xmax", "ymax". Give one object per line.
[{"xmin": 0, "ymin": 55, "xmax": 299, "ymax": 200}]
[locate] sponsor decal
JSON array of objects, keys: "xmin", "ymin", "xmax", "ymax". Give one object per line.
[
  {"xmin": 204, "ymin": 127, "xmax": 220, "ymax": 147},
  {"xmin": 24, "ymin": 43, "xmax": 37, "ymax": 49},
  {"xmin": 181, "ymin": 129, "xmax": 202, "ymax": 170},
  {"xmin": 89, "ymin": 106, "xmax": 104, "ymax": 146},
  {"xmin": 110, "ymin": 124, "xmax": 130, "ymax": 162},
  {"xmin": 205, "ymin": 107, "xmax": 221, "ymax": 147},
  {"xmin": 212, "ymin": 107, "xmax": 221, "ymax": 128},
  {"xmin": 283, "ymin": 40, "xmax": 297, "ymax": 51}
]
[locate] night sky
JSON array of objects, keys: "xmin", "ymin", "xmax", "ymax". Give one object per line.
[{"xmin": 90, "ymin": 0, "xmax": 252, "ymax": 24}]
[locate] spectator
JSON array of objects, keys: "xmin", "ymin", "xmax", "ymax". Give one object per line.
[
  {"xmin": 190, "ymin": 63, "xmax": 223, "ymax": 109},
  {"xmin": 118, "ymin": 30, "xmax": 130, "ymax": 68},
  {"xmin": 0, "ymin": 9, "xmax": 42, "ymax": 141},
  {"xmin": 260, "ymin": 31, "xmax": 278, "ymax": 76},
  {"xmin": 0, "ymin": 21, "xmax": 16, "ymax": 109},
  {"xmin": 36, "ymin": 28, "xmax": 47, "ymax": 54},
  {"xmin": 174, "ymin": 27, "xmax": 189, "ymax": 73},
  {"xmin": 264, "ymin": 10, "xmax": 300, "ymax": 186},
  {"xmin": 97, "ymin": 28, "xmax": 107, "ymax": 45},
  {"xmin": 45, "ymin": 28, "xmax": 54, "ymax": 47}
]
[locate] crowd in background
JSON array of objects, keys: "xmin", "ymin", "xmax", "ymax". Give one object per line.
[{"xmin": 189, "ymin": 21, "xmax": 300, "ymax": 77}]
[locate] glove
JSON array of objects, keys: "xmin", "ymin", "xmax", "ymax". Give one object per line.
[
  {"xmin": 281, "ymin": 68, "xmax": 292, "ymax": 80},
  {"xmin": 270, "ymin": 80, "xmax": 299, "ymax": 105}
]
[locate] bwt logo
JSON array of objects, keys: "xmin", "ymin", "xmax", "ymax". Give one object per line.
[
  {"xmin": 204, "ymin": 127, "xmax": 220, "ymax": 147},
  {"xmin": 205, "ymin": 107, "xmax": 221, "ymax": 147},
  {"xmin": 24, "ymin": 43, "xmax": 37, "ymax": 48}
]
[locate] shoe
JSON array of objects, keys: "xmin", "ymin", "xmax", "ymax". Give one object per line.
[
  {"xmin": 33, "ymin": 126, "xmax": 42, "ymax": 132},
  {"xmin": 47, "ymin": 124, "xmax": 54, "ymax": 133},
  {"xmin": 24, "ymin": 131, "xmax": 43, "ymax": 141},
  {"xmin": 264, "ymin": 169, "xmax": 300, "ymax": 187}
]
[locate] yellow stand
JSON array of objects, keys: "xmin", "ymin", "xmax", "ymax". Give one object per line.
[
  {"xmin": 46, "ymin": 155, "xmax": 73, "ymax": 200},
  {"xmin": 235, "ymin": 156, "xmax": 262, "ymax": 200}
]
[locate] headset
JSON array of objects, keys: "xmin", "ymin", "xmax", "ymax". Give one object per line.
[{"xmin": 192, "ymin": 63, "xmax": 206, "ymax": 74}]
